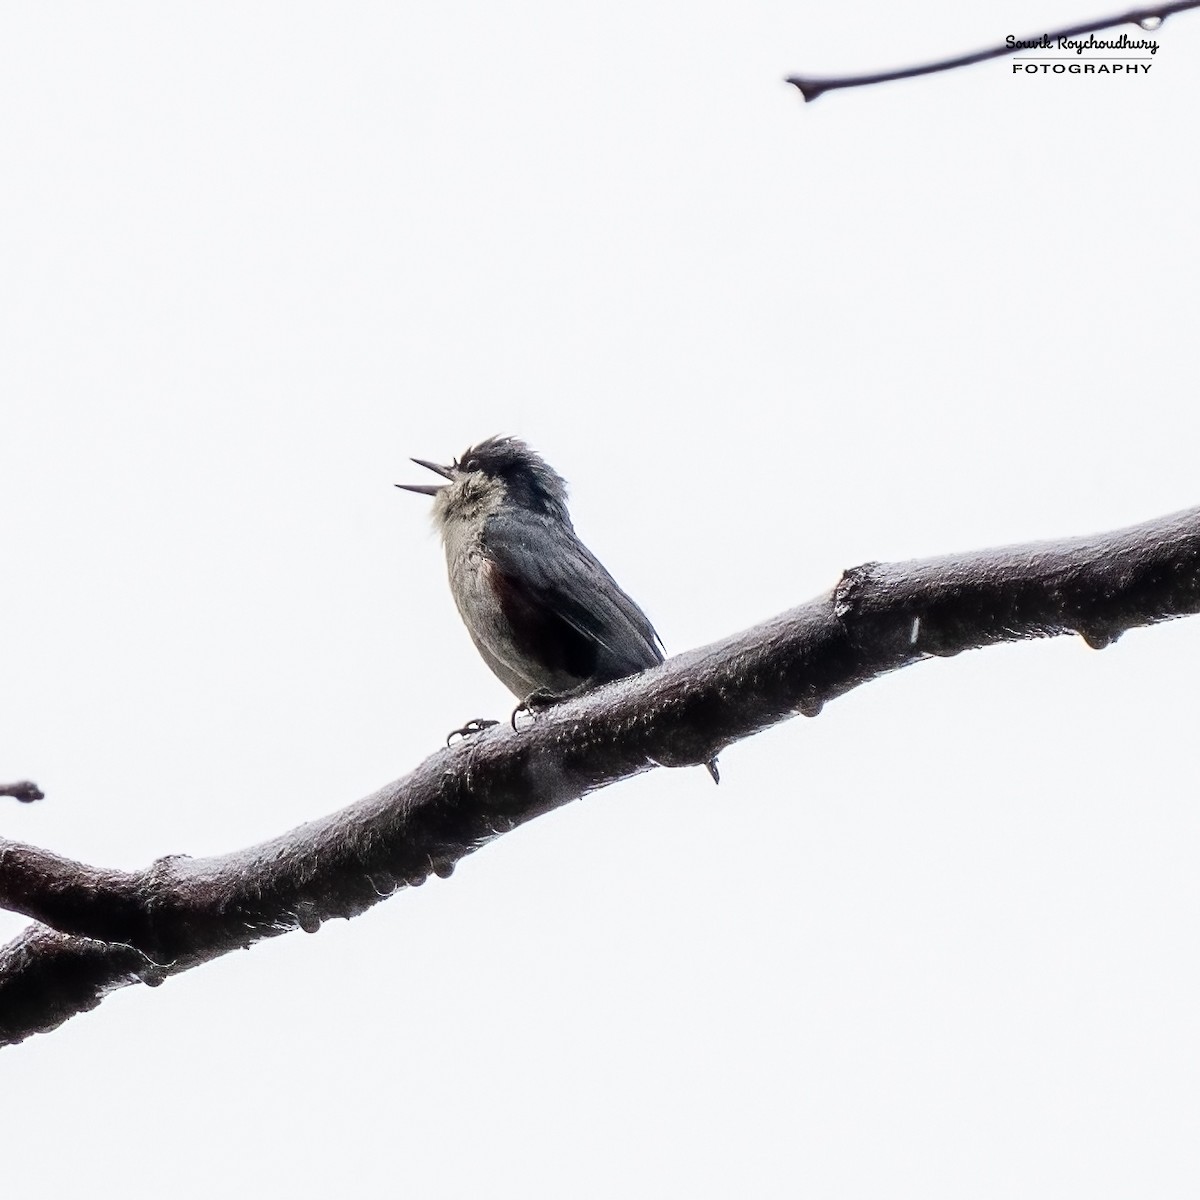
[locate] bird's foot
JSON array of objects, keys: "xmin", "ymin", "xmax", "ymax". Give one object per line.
[
  {"xmin": 446, "ymin": 718, "xmax": 500, "ymax": 747},
  {"xmin": 510, "ymin": 688, "xmax": 564, "ymax": 730}
]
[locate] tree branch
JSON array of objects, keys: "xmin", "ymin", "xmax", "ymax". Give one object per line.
[
  {"xmin": 0, "ymin": 782, "xmax": 43, "ymax": 804},
  {"xmin": 2, "ymin": 504, "xmax": 1199, "ymax": 1046},
  {"xmin": 786, "ymin": 2, "xmax": 1198, "ymax": 102}
]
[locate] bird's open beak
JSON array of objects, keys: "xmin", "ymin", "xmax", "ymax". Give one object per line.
[{"xmin": 395, "ymin": 457, "xmax": 455, "ymax": 496}]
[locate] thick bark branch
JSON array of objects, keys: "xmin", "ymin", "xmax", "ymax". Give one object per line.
[
  {"xmin": 786, "ymin": 2, "xmax": 1197, "ymax": 102},
  {"xmin": 2, "ymin": 504, "xmax": 1199, "ymax": 1046}
]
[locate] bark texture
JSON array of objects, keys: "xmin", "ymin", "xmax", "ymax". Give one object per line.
[{"xmin": 3, "ymin": 504, "xmax": 1199, "ymax": 1046}]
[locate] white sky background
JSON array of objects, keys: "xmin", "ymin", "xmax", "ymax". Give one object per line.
[{"xmin": 3, "ymin": 1, "xmax": 1199, "ymax": 1195}]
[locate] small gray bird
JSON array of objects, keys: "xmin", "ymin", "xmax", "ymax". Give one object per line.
[{"xmin": 398, "ymin": 436, "xmax": 717, "ymax": 782}]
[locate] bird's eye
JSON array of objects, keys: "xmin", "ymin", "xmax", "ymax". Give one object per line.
[{"xmin": 462, "ymin": 457, "xmax": 480, "ymax": 471}]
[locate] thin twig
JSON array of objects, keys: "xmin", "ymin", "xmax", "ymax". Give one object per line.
[
  {"xmin": 787, "ymin": 2, "xmax": 1198, "ymax": 101},
  {"xmin": 0, "ymin": 782, "xmax": 44, "ymax": 804}
]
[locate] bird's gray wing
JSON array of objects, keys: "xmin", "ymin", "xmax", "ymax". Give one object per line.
[{"xmin": 482, "ymin": 510, "xmax": 664, "ymax": 685}]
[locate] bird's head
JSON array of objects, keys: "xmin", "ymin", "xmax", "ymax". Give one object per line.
[{"xmin": 396, "ymin": 436, "xmax": 572, "ymax": 528}]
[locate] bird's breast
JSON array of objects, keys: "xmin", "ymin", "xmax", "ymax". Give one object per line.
[{"xmin": 440, "ymin": 528, "xmax": 542, "ymax": 696}]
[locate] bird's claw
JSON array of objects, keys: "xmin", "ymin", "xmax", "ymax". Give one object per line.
[
  {"xmin": 510, "ymin": 688, "xmax": 560, "ymax": 730},
  {"xmin": 446, "ymin": 718, "xmax": 500, "ymax": 746}
]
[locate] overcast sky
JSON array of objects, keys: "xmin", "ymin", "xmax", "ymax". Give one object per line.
[{"xmin": 4, "ymin": 2, "xmax": 1199, "ymax": 1196}]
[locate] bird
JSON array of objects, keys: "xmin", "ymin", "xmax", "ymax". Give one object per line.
[{"xmin": 397, "ymin": 436, "xmax": 718, "ymax": 782}]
